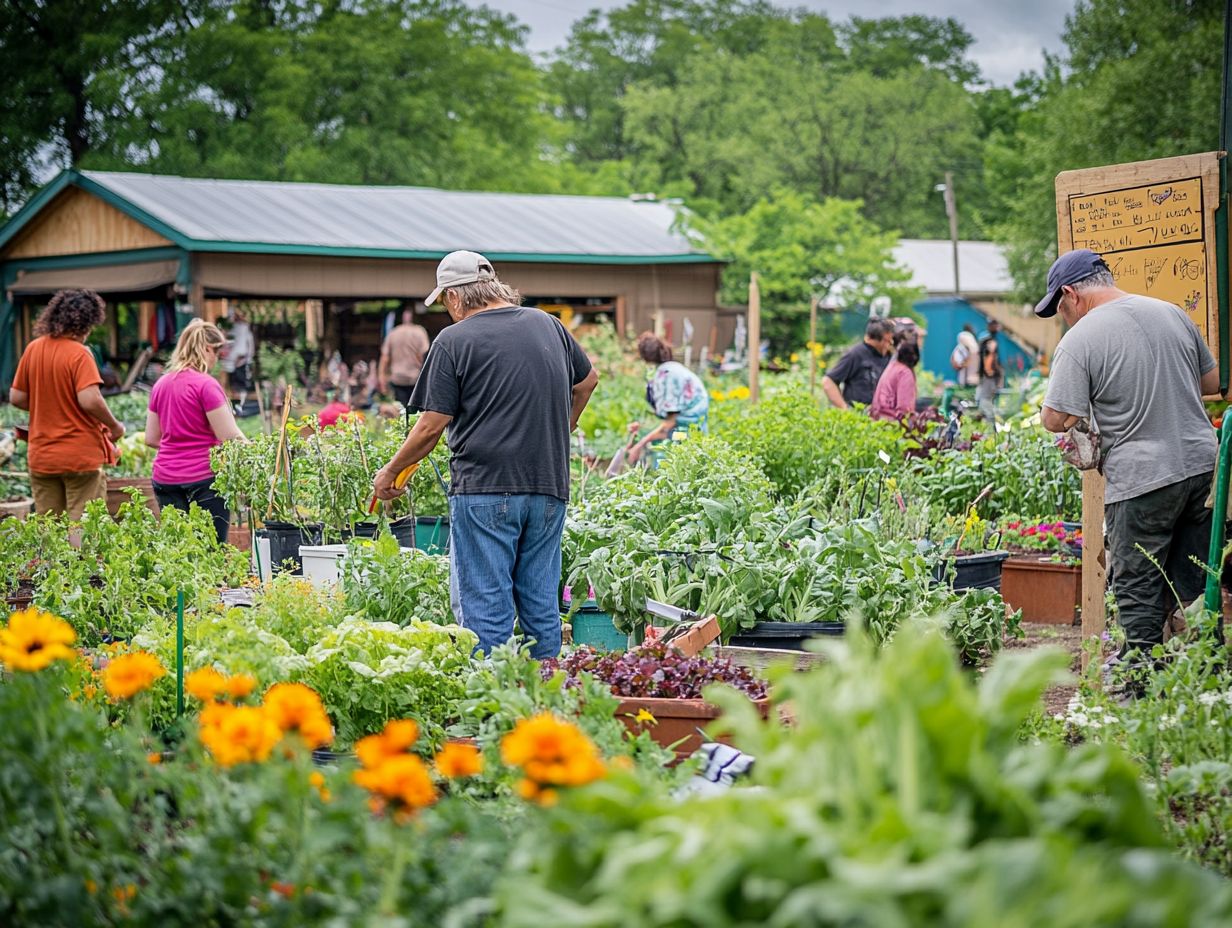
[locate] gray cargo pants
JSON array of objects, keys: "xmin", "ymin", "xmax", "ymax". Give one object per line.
[{"xmin": 1104, "ymin": 471, "xmax": 1213, "ymax": 654}]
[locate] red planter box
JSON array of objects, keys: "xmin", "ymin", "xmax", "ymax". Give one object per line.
[{"xmin": 1001, "ymin": 555, "xmax": 1082, "ymax": 625}]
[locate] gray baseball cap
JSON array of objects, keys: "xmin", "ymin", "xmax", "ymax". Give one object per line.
[
  {"xmin": 1034, "ymin": 249, "xmax": 1112, "ymax": 318},
  {"xmin": 425, "ymin": 250, "xmax": 496, "ymax": 306}
]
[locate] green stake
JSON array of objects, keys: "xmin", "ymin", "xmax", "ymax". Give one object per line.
[{"xmin": 176, "ymin": 589, "xmax": 185, "ymax": 717}]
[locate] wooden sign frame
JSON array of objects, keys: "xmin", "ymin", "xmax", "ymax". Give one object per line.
[
  {"xmin": 1053, "ymin": 151, "xmax": 1223, "ymax": 664},
  {"xmin": 1056, "ymin": 151, "xmax": 1222, "ymax": 362}
]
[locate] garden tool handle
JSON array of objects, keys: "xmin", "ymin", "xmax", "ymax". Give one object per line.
[{"xmin": 367, "ymin": 462, "xmax": 420, "ymax": 513}]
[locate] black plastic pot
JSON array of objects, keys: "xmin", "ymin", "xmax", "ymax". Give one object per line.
[
  {"xmin": 728, "ymin": 621, "xmax": 845, "ymax": 651},
  {"xmin": 256, "ymin": 521, "xmax": 323, "ymax": 575},
  {"xmin": 932, "ymin": 550, "xmax": 1010, "ymax": 592},
  {"xmin": 326, "ymin": 521, "xmax": 381, "ymax": 543},
  {"xmin": 390, "ymin": 516, "xmax": 450, "ymax": 555}
]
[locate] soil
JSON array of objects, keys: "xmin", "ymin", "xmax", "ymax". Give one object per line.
[{"xmin": 1002, "ymin": 621, "xmax": 1103, "ymax": 717}]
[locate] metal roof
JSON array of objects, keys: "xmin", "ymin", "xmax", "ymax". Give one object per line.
[
  {"xmin": 892, "ymin": 239, "xmax": 1014, "ymax": 296},
  {"xmin": 52, "ymin": 171, "xmax": 713, "ymax": 264}
]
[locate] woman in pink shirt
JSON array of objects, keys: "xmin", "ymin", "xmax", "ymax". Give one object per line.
[
  {"xmin": 869, "ymin": 341, "xmax": 920, "ymax": 422},
  {"xmin": 145, "ymin": 320, "xmax": 245, "ymax": 542}
]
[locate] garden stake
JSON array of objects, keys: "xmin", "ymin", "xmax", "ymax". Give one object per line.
[{"xmin": 176, "ymin": 589, "xmax": 185, "ymax": 718}]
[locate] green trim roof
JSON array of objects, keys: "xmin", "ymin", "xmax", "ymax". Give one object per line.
[{"xmin": 0, "ymin": 170, "xmax": 717, "ymax": 265}]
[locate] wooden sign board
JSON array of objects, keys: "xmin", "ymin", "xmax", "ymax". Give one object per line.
[
  {"xmin": 1056, "ymin": 152, "xmax": 1221, "ymax": 355},
  {"xmin": 1054, "ymin": 151, "xmax": 1223, "ymax": 668}
]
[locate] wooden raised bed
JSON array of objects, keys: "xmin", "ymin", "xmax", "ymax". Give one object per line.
[{"xmin": 1001, "ymin": 555, "xmax": 1082, "ymax": 625}]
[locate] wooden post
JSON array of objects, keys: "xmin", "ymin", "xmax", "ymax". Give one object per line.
[
  {"xmin": 748, "ymin": 272, "xmax": 760, "ymax": 405},
  {"xmin": 808, "ymin": 294, "xmax": 818, "ymax": 396},
  {"xmin": 1080, "ymin": 471, "xmax": 1107, "ymax": 670},
  {"xmin": 944, "ymin": 171, "xmax": 960, "ymax": 295}
]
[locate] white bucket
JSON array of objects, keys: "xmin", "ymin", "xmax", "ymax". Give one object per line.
[{"xmin": 299, "ymin": 544, "xmax": 351, "ymax": 588}]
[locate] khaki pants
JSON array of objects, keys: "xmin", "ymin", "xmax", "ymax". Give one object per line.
[{"xmin": 30, "ymin": 470, "xmax": 107, "ymax": 520}]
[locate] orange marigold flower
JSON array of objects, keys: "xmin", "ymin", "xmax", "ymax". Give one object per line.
[
  {"xmin": 501, "ymin": 713, "xmax": 606, "ymax": 793},
  {"xmin": 309, "ymin": 771, "xmax": 326, "ymax": 789},
  {"xmin": 0, "ymin": 608, "xmax": 76, "ymax": 672},
  {"xmin": 102, "ymin": 652, "xmax": 167, "ymax": 700},
  {"xmin": 147, "ymin": 752, "xmax": 162, "ymax": 766},
  {"xmin": 434, "ymin": 742, "xmax": 483, "ymax": 779},
  {"xmin": 356, "ymin": 719, "xmax": 419, "ymax": 769},
  {"xmin": 199, "ymin": 705, "xmax": 281, "ymax": 767},
  {"xmin": 225, "ymin": 673, "xmax": 258, "ymax": 700},
  {"xmin": 353, "ymin": 754, "xmax": 437, "ymax": 813},
  {"xmin": 185, "ymin": 666, "xmax": 227, "ymax": 702},
  {"xmin": 263, "ymin": 683, "xmax": 333, "ymax": 750}
]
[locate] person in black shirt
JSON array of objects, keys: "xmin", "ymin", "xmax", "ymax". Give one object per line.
[
  {"xmin": 821, "ymin": 319, "xmax": 894, "ymax": 410},
  {"xmin": 372, "ymin": 251, "xmax": 599, "ymax": 658}
]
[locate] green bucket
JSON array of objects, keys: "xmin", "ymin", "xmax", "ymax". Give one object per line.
[
  {"xmin": 391, "ymin": 517, "xmax": 449, "ymax": 555},
  {"xmin": 569, "ymin": 606, "xmax": 627, "ymax": 651}
]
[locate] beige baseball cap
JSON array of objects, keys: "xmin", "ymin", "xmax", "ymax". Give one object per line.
[{"xmin": 425, "ymin": 250, "xmax": 496, "ymax": 305}]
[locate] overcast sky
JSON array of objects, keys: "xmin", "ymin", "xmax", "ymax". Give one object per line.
[{"xmin": 490, "ymin": 0, "xmax": 1076, "ymax": 86}]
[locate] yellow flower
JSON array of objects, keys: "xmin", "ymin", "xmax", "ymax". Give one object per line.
[
  {"xmin": 434, "ymin": 741, "xmax": 484, "ymax": 779},
  {"xmin": 225, "ymin": 673, "xmax": 257, "ymax": 700},
  {"xmin": 633, "ymin": 708, "xmax": 657, "ymax": 724},
  {"xmin": 185, "ymin": 667, "xmax": 227, "ymax": 702},
  {"xmin": 709, "ymin": 389, "xmax": 725, "ymax": 402},
  {"xmin": 262, "ymin": 683, "xmax": 333, "ymax": 750},
  {"xmin": 354, "ymin": 754, "xmax": 437, "ymax": 813},
  {"xmin": 102, "ymin": 652, "xmax": 167, "ymax": 700},
  {"xmin": 0, "ymin": 608, "xmax": 76, "ymax": 672},
  {"xmin": 790, "ymin": 353, "xmax": 800, "ymax": 364},
  {"xmin": 501, "ymin": 714, "xmax": 606, "ymax": 801},
  {"xmin": 356, "ymin": 719, "xmax": 420, "ymax": 769},
  {"xmin": 199, "ymin": 705, "xmax": 282, "ymax": 767}
]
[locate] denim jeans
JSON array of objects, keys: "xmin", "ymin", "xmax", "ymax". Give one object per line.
[{"xmin": 448, "ymin": 492, "xmax": 566, "ymax": 659}]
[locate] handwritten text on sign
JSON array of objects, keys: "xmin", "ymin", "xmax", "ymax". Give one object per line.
[{"xmin": 1068, "ymin": 177, "xmax": 1207, "ymax": 332}]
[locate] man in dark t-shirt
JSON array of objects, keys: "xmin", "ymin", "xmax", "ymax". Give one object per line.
[
  {"xmin": 820, "ymin": 319, "xmax": 894, "ymax": 409},
  {"xmin": 372, "ymin": 251, "xmax": 598, "ymax": 658}
]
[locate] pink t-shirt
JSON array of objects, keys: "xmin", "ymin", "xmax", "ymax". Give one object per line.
[
  {"xmin": 869, "ymin": 360, "xmax": 917, "ymax": 422},
  {"xmin": 149, "ymin": 370, "xmax": 228, "ymax": 484}
]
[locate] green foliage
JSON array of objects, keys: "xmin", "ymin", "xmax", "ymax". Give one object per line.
[
  {"xmin": 1053, "ymin": 625, "xmax": 1232, "ymax": 876},
  {"xmin": 301, "ymin": 617, "xmax": 476, "ymax": 747},
  {"xmin": 340, "ymin": 535, "xmax": 452, "ymax": 627},
  {"xmin": 712, "ymin": 388, "xmax": 905, "ymax": 498},
  {"xmin": 985, "ymin": 0, "xmax": 1223, "ymax": 296},
  {"xmin": 12, "ymin": 496, "xmax": 247, "ymax": 645},
  {"xmin": 693, "ymin": 190, "xmax": 920, "ymax": 347},
  {"xmin": 496, "ymin": 626, "xmax": 1232, "ymax": 925},
  {"xmin": 902, "ymin": 434, "xmax": 1082, "ymax": 521}
]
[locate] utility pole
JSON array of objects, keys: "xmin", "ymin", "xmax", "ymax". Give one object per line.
[{"xmin": 943, "ymin": 171, "xmax": 960, "ymax": 296}]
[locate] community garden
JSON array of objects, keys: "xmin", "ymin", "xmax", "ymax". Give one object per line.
[{"xmin": 2, "ymin": 324, "xmax": 1232, "ymax": 925}]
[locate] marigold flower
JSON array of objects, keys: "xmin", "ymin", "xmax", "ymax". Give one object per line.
[
  {"xmin": 102, "ymin": 652, "xmax": 167, "ymax": 700},
  {"xmin": 434, "ymin": 741, "xmax": 484, "ymax": 778},
  {"xmin": 263, "ymin": 682, "xmax": 333, "ymax": 749},
  {"xmin": 226, "ymin": 673, "xmax": 258, "ymax": 699},
  {"xmin": 356, "ymin": 719, "xmax": 419, "ymax": 768},
  {"xmin": 147, "ymin": 752, "xmax": 162, "ymax": 766},
  {"xmin": 186, "ymin": 667, "xmax": 227, "ymax": 702},
  {"xmin": 354, "ymin": 754, "xmax": 437, "ymax": 812},
  {"xmin": 0, "ymin": 608, "xmax": 76, "ymax": 672},
  {"xmin": 200, "ymin": 705, "xmax": 281, "ymax": 767},
  {"xmin": 501, "ymin": 713, "xmax": 606, "ymax": 799}
]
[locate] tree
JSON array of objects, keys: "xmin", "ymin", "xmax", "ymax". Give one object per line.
[
  {"xmin": 986, "ymin": 0, "xmax": 1223, "ymax": 297},
  {"xmin": 691, "ymin": 189, "xmax": 920, "ymax": 348},
  {"xmin": 0, "ymin": 0, "xmax": 194, "ymax": 214}
]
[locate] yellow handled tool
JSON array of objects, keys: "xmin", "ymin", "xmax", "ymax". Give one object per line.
[{"xmin": 368, "ymin": 462, "xmax": 419, "ymax": 514}]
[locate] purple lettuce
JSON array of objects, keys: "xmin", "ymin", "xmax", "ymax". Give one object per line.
[{"xmin": 542, "ymin": 642, "xmax": 768, "ymax": 700}]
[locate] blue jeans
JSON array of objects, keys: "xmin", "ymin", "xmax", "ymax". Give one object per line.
[{"xmin": 448, "ymin": 493, "xmax": 566, "ymax": 659}]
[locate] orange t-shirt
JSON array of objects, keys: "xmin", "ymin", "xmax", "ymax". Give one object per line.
[{"xmin": 12, "ymin": 336, "xmax": 111, "ymax": 474}]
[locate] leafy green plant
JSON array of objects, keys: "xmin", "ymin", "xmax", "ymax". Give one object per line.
[
  {"xmin": 340, "ymin": 535, "xmax": 451, "ymax": 627},
  {"xmin": 495, "ymin": 625, "xmax": 1232, "ymax": 925},
  {"xmin": 301, "ymin": 617, "xmax": 476, "ymax": 747}
]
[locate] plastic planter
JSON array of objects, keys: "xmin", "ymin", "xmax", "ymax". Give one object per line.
[
  {"xmin": 1001, "ymin": 556, "xmax": 1082, "ymax": 624},
  {"xmin": 932, "ymin": 550, "xmax": 1010, "ymax": 592},
  {"xmin": 728, "ymin": 621, "xmax": 844, "ymax": 650}
]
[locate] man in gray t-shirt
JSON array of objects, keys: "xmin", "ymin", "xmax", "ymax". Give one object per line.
[{"xmin": 1036, "ymin": 249, "xmax": 1219, "ymax": 658}]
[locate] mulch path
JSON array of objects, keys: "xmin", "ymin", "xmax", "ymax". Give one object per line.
[{"xmin": 1002, "ymin": 621, "xmax": 1094, "ymax": 716}]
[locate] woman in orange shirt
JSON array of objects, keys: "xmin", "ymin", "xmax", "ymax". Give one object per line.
[{"xmin": 9, "ymin": 289, "xmax": 125, "ymax": 519}]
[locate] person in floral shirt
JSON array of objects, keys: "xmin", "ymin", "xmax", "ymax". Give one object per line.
[{"xmin": 628, "ymin": 332, "xmax": 708, "ymax": 464}]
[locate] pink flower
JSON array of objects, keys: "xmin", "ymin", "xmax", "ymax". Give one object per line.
[{"xmin": 1023, "ymin": 526, "xmax": 1037, "ymax": 536}]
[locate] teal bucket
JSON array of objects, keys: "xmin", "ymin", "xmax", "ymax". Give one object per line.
[
  {"xmin": 569, "ymin": 606, "xmax": 626, "ymax": 651},
  {"xmin": 390, "ymin": 516, "xmax": 449, "ymax": 555}
]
